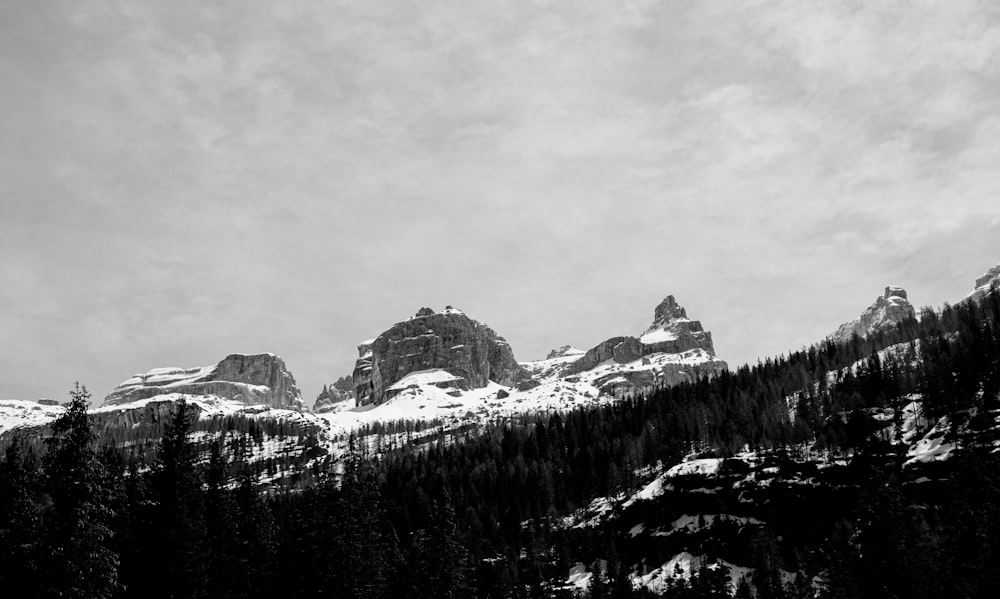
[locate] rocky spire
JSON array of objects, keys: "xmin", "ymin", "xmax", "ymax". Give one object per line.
[{"xmin": 831, "ymin": 286, "xmax": 915, "ymax": 343}]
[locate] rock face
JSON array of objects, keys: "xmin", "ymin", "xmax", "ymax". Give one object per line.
[
  {"xmin": 566, "ymin": 296, "xmax": 721, "ymax": 376},
  {"xmin": 831, "ymin": 286, "xmax": 916, "ymax": 343},
  {"xmin": 966, "ymin": 263, "xmax": 1000, "ymax": 303},
  {"xmin": 564, "ymin": 295, "xmax": 728, "ymax": 395},
  {"xmin": 353, "ymin": 307, "xmax": 527, "ymax": 406},
  {"xmin": 314, "ymin": 375, "xmax": 354, "ymax": 413},
  {"xmin": 546, "ymin": 345, "xmax": 584, "ymax": 360},
  {"xmin": 102, "ymin": 353, "xmax": 304, "ymax": 410}
]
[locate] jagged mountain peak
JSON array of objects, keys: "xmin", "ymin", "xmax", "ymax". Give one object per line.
[
  {"xmin": 651, "ymin": 295, "xmax": 688, "ymax": 326},
  {"xmin": 966, "ymin": 262, "xmax": 1000, "ymax": 303},
  {"xmin": 831, "ymin": 285, "xmax": 915, "ymax": 343}
]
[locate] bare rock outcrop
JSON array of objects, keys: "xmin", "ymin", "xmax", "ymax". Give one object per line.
[
  {"xmin": 566, "ymin": 295, "xmax": 723, "ymax": 377},
  {"xmin": 102, "ymin": 353, "xmax": 304, "ymax": 410},
  {"xmin": 966, "ymin": 263, "xmax": 1000, "ymax": 304},
  {"xmin": 314, "ymin": 375, "xmax": 355, "ymax": 413},
  {"xmin": 353, "ymin": 307, "xmax": 527, "ymax": 406},
  {"xmin": 831, "ymin": 286, "xmax": 915, "ymax": 343}
]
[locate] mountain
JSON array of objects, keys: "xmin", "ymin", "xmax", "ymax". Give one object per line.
[
  {"xmin": 6, "ymin": 277, "xmax": 1000, "ymax": 598},
  {"xmin": 313, "ymin": 375, "xmax": 354, "ymax": 413},
  {"xmin": 965, "ymin": 262, "xmax": 1000, "ymax": 303},
  {"xmin": 351, "ymin": 305, "xmax": 526, "ymax": 406},
  {"xmin": 557, "ymin": 295, "xmax": 728, "ymax": 396},
  {"xmin": 102, "ymin": 352, "xmax": 304, "ymax": 410},
  {"xmin": 831, "ymin": 285, "xmax": 916, "ymax": 342}
]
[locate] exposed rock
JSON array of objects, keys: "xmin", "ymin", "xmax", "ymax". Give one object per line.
[
  {"xmin": 353, "ymin": 307, "xmax": 527, "ymax": 406},
  {"xmin": 966, "ymin": 263, "xmax": 1000, "ymax": 304},
  {"xmin": 497, "ymin": 389, "xmax": 510, "ymax": 399},
  {"xmin": 546, "ymin": 345, "xmax": 584, "ymax": 360},
  {"xmin": 102, "ymin": 353, "xmax": 304, "ymax": 410},
  {"xmin": 93, "ymin": 397, "xmax": 204, "ymax": 429},
  {"xmin": 831, "ymin": 286, "xmax": 915, "ymax": 343},
  {"xmin": 567, "ymin": 296, "xmax": 722, "ymax": 377},
  {"xmin": 563, "ymin": 295, "xmax": 728, "ymax": 396},
  {"xmin": 314, "ymin": 375, "xmax": 354, "ymax": 413}
]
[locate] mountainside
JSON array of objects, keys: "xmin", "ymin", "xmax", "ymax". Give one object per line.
[
  {"xmin": 831, "ymin": 285, "xmax": 916, "ymax": 342},
  {"xmin": 313, "ymin": 375, "xmax": 354, "ymax": 413},
  {"xmin": 102, "ymin": 352, "xmax": 304, "ymax": 410},
  {"xmin": 352, "ymin": 306, "xmax": 526, "ymax": 406},
  {"xmin": 4, "ymin": 272, "xmax": 1000, "ymax": 598},
  {"xmin": 559, "ymin": 295, "xmax": 728, "ymax": 396},
  {"xmin": 966, "ymin": 262, "xmax": 1000, "ymax": 303}
]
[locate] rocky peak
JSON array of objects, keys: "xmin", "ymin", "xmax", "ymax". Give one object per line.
[
  {"xmin": 651, "ymin": 295, "xmax": 688, "ymax": 326},
  {"xmin": 546, "ymin": 345, "xmax": 584, "ymax": 360},
  {"xmin": 966, "ymin": 263, "xmax": 1000, "ymax": 303},
  {"xmin": 102, "ymin": 353, "xmax": 304, "ymax": 410},
  {"xmin": 831, "ymin": 286, "xmax": 916, "ymax": 343},
  {"xmin": 353, "ymin": 307, "xmax": 526, "ymax": 406},
  {"xmin": 565, "ymin": 295, "xmax": 726, "ymax": 389},
  {"xmin": 639, "ymin": 295, "xmax": 716, "ymax": 355},
  {"xmin": 314, "ymin": 375, "xmax": 354, "ymax": 413}
]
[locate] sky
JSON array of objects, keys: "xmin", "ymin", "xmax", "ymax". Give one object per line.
[{"xmin": 2, "ymin": 0, "xmax": 1000, "ymax": 406}]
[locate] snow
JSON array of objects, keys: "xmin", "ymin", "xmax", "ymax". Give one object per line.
[
  {"xmin": 624, "ymin": 473, "xmax": 670, "ymax": 507},
  {"xmin": 666, "ymin": 514, "xmax": 762, "ymax": 534},
  {"xmin": 0, "ymin": 400, "xmax": 66, "ymax": 435},
  {"xmin": 639, "ymin": 327, "xmax": 679, "ymax": 344},
  {"xmin": 666, "ymin": 458, "xmax": 722, "ymax": 477},
  {"xmin": 633, "ymin": 552, "xmax": 698, "ymax": 593},
  {"xmin": 631, "ymin": 553, "xmax": 785, "ymax": 595},
  {"xmin": 387, "ymin": 369, "xmax": 462, "ymax": 391},
  {"xmin": 566, "ymin": 562, "xmax": 592, "ymax": 592},
  {"xmin": 905, "ymin": 418, "xmax": 955, "ymax": 467},
  {"xmin": 112, "ymin": 364, "xmax": 218, "ymax": 395}
]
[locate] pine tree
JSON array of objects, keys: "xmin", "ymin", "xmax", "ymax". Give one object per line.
[
  {"xmin": 151, "ymin": 398, "xmax": 207, "ymax": 598},
  {"xmin": 40, "ymin": 383, "xmax": 119, "ymax": 599},
  {"xmin": 0, "ymin": 440, "xmax": 43, "ymax": 593}
]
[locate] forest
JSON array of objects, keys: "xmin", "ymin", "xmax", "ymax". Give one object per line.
[{"xmin": 2, "ymin": 287, "xmax": 1000, "ymax": 598}]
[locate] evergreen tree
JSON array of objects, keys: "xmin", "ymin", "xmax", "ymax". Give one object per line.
[
  {"xmin": 150, "ymin": 398, "xmax": 206, "ymax": 598},
  {"xmin": 0, "ymin": 440, "xmax": 43, "ymax": 593},
  {"xmin": 40, "ymin": 383, "xmax": 119, "ymax": 599}
]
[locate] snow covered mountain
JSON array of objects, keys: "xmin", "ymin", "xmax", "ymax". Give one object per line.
[
  {"xmin": 831, "ymin": 286, "xmax": 916, "ymax": 342},
  {"xmin": 312, "ymin": 295, "xmax": 727, "ymax": 432},
  {"xmin": 965, "ymin": 262, "xmax": 1000, "ymax": 304},
  {"xmin": 102, "ymin": 352, "xmax": 304, "ymax": 410},
  {"xmin": 351, "ymin": 305, "xmax": 526, "ymax": 407}
]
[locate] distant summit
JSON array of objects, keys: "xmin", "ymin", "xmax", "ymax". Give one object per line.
[
  {"xmin": 831, "ymin": 286, "xmax": 915, "ymax": 343},
  {"xmin": 560, "ymin": 294, "xmax": 727, "ymax": 395},
  {"xmin": 313, "ymin": 375, "xmax": 354, "ymax": 413},
  {"xmin": 352, "ymin": 306, "xmax": 525, "ymax": 406},
  {"xmin": 102, "ymin": 353, "xmax": 304, "ymax": 410},
  {"xmin": 965, "ymin": 263, "xmax": 1000, "ymax": 304}
]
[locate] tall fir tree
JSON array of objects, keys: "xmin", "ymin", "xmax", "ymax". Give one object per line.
[{"xmin": 40, "ymin": 383, "xmax": 119, "ymax": 599}]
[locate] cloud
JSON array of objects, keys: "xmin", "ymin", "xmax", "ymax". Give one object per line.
[{"xmin": 1, "ymin": 0, "xmax": 999, "ymax": 402}]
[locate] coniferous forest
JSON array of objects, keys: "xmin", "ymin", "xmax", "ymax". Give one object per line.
[{"xmin": 3, "ymin": 288, "xmax": 1000, "ymax": 598}]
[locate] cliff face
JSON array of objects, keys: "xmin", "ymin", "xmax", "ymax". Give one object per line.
[
  {"xmin": 562, "ymin": 295, "xmax": 728, "ymax": 395},
  {"xmin": 102, "ymin": 353, "xmax": 304, "ymax": 410},
  {"xmin": 831, "ymin": 286, "xmax": 916, "ymax": 343},
  {"xmin": 353, "ymin": 307, "xmax": 526, "ymax": 406},
  {"xmin": 566, "ymin": 296, "xmax": 723, "ymax": 377},
  {"xmin": 314, "ymin": 376, "xmax": 354, "ymax": 413},
  {"xmin": 966, "ymin": 263, "xmax": 1000, "ymax": 304}
]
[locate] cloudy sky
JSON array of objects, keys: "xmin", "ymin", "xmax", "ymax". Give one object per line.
[{"xmin": 2, "ymin": 0, "xmax": 1000, "ymax": 405}]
